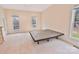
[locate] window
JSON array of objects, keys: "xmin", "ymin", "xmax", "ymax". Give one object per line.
[
  {"xmin": 70, "ymin": 7, "xmax": 79, "ymax": 40},
  {"xmin": 12, "ymin": 15, "xmax": 19, "ymax": 31},
  {"xmin": 32, "ymin": 16, "xmax": 37, "ymax": 28}
]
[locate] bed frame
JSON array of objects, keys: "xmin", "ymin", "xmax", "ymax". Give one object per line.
[{"xmin": 29, "ymin": 29, "xmax": 64, "ymax": 44}]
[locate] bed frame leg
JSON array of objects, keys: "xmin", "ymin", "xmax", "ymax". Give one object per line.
[
  {"xmin": 47, "ymin": 39, "xmax": 49, "ymax": 41},
  {"xmin": 56, "ymin": 37, "xmax": 58, "ymax": 39},
  {"xmin": 37, "ymin": 42, "xmax": 39, "ymax": 44}
]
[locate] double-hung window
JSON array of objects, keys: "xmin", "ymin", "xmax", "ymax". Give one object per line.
[{"xmin": 12, "ymin": 15, "xmax": 19, "ymax": 32}]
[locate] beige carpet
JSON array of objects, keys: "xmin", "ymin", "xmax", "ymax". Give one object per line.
[{"xmin": 0, "ymin": 32, "xmax": 79, "ymax": 54}]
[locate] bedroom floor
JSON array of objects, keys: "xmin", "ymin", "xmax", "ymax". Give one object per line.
[{"xmin": 0, "ymin": 32, "xmax": 79, "ymax": 54}]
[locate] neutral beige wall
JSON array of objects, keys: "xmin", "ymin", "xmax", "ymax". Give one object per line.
[
  {"xmin": 4, "ymin": 5, "xmax": 75, "ymax": 38},
  {"xmin": 4, "ymin": 9, "xmax": 41, "ymax": 33},
  {"xmin": 41, "ymin": 4, "xmax": 74, "ymax": 39},
  {"xmin": 0, "ymin": 7, "xmax": 4, "ymax": 26}
]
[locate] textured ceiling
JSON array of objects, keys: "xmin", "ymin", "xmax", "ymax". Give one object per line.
[{"xmin": 0, "ymin": 4, "xmax": 51, "ymax": 12}]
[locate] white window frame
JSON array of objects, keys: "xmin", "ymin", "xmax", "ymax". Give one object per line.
[
  {"xmin": 12, "ymin": 15, "xmax": 20, "ymax": 32},
  {"xmin": 32, "ymin": 16, "xmax": 37, "ymax": 29},
  {"xmin": 70, "ymin": 6, "xmax": 79, "ymax": 40}
]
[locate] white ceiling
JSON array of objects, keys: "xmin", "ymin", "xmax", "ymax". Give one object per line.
[{"xmin": 0, "ymin": 4, "xmax": 51, "ymax": 12}]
